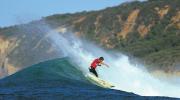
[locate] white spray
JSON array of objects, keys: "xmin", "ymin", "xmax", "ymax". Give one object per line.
[{"xmin": 46, "ymin": 28, "xmax": 180, "ymax": 98}]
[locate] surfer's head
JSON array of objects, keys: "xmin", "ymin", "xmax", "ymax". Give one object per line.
[{"xmin": 99, "ymin": 57, "xmax": 104, "ymax": 62}]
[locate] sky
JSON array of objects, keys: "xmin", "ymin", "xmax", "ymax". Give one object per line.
[{"xmin": 0, "ymin": 0, "xmax": 144, "ymax": 27}]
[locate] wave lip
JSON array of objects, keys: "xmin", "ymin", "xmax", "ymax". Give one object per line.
[{"xmin": 0, "ymin": 58, "xmax": 177, "ymax": 100}]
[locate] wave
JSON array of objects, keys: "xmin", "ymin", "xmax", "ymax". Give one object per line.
[
  {"xmin": 0, "ymin": 58, "xmax": 88, "ymax": 86},
  {"xmin": 0, "ymin": 58, "xmax": 176, "ymax": 100},
  {"xmin": 0, "ymin": 58, "xmax": 139, "ymax": 99}
]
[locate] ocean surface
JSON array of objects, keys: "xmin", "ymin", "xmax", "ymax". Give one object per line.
[{"xmin": 0, "ymin": 58, "xmax": 178, "ymax": 100}]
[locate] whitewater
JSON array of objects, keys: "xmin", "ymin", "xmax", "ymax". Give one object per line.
[{"xmin": 36, "ymin": 24, "xmax": 180, "ymax": 98}]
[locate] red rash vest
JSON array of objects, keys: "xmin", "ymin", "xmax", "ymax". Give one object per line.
[{"xmin": 90, "ymin": 58, "xmax": 101, "ymax": 69}]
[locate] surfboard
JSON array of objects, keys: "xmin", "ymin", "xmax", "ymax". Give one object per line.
[{"xmin": 85, "ymin": 73, "xmax": 115, "ymax": 88}]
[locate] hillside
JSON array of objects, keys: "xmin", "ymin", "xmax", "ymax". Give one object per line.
[{"xmin": 0, "ymin": 0, "xmax": 180, "ymax": 77}]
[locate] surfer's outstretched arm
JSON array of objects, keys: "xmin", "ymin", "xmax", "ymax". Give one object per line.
[{"xmin": 101, "ymin": 62, "xmax": 109, "ymax": 67}]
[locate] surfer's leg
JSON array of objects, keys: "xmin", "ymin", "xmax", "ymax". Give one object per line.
[
  {"xmin": 89, "ymin": 68, "xmax": 98, "ymax": 77},
  {"xmin": 93, "ymin": 69, "xmax": 98, "ymax": 77}
]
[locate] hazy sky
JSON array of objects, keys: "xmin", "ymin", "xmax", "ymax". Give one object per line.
[{"xmin": 0, "ymin": 0, "xmax": 144, "ymax": 27}]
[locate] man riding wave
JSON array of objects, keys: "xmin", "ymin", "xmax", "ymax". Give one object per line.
[{"xmin": 89, "ymin": 57, "xmax": 109, "ymax": 77}]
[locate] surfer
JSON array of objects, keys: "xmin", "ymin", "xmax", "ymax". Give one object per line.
[{"xmin": 89, "ymin": 57, "xmax": 109, "ymax": 77}]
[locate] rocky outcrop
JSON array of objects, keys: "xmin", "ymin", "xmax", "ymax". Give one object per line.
[
  {"xmin": 171, "ymin": 11, "xmax": 180, "ymax": 29},
  {"xmin": 137, "ymin": 23, "xmax": 153, "ymax": 37},
  {"xmin": 117, "ymin": 9, "xmax": 140, "ymax": 38},
  {"xmin": 73, "ymin": 16, "xmax": 86, "ymax": 25},
  {"xmin": 0, "ymin": 37, "xmax": 19, "ymax": 77},
  {"xmin": 165, "ymin": 11, "xmax": 180, "ymax": 30},
  {"xmin": 154, "ymin": 5, "xmax": 170, "ymax": 19},
  {"xmin": 94, "ymin": 15, "xmax": 102, "ymax": 34}
]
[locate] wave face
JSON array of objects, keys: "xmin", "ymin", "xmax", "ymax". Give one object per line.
[
  {"xmin": 0, "ymin": 58, "xmax": 87, "ymax": 86},
  {"xmin": 0, "ymin": 58, "xmax": 176, "ymax": 100}
]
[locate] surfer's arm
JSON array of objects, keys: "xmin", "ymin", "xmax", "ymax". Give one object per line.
[{"xmin": 101, "ymin": 62, "xmax": 109, "ymax": 67}]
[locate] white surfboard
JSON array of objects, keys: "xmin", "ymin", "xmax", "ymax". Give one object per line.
[{"xmin": 85, "ymin": 73, "xmax": 115, "ymax": 88}]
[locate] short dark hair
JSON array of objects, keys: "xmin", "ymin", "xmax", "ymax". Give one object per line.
[{"xmin": 99, "ymin": 57, "xmax": 104, "ymax": 60}]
